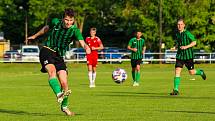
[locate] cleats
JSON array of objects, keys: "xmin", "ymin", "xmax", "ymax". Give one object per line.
[
  {"xmin": 200, "ymin": 70, "xmax": 206, "ymax": 80},
  {"xmin": 89, "ymin": 82, "xmax": 96, "ymax": 88},
  {"xmin": 170, "ymin": 89, "xmax": 179, "ymax": 95},
  {"xmin": 57, "ymin": 92, "xmax": 64, "ymax": 103},
  {"xmin": 61, "ymin": 107, "xmax": 75, "ymax": 116},
  {"xmin": 133, "ymin": 82, "xmax": 139, "ymax": 87},
  {"xmin": 57, "ymin": 90, "xmax": 72, "ymax": 103}
]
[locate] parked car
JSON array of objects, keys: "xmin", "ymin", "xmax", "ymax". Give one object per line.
[
  {"xmin": 194, "ymin": 49, "xmax": 210, "ymax": 63},
  {"xmin": 21, "ymin": 45, "xmax": 40, "ymax": 62},
  {"xmin": 164, "ymin": 49, "xmax": 177, "ymax": 63},
  {"xmin": 144, "ymin": 50, "xmax": 154, "ymax": 63},
  {"xmin": 3, "ymin": 50, "xmax": 21, "ymax": 61}
]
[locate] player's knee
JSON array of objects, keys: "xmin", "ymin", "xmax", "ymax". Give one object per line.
[
  {"xmin": 189, "ymin": 70, "xmax": 195, "ymax": 75},
  {"xmin": 49, "ymin": 70, "xmax": 57, "ymax": 77}
]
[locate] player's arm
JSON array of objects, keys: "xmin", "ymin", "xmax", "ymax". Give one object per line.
[
  {"xmin": 142, "ymin": 46, "xmax": 146, "ymax": 54},
  {"xmin": 79, "ymin": 40, "xmax": 91, "ymax": 54},
  {"xmin": 127, "ymin": 38, "xmax": 137, "ymax": 52},
  {"xmin": 180, "ymin": 32, "xmax": 196, "ymax": 50},
  {"xmin": 92, "ymin": 38, "xmax": 104, "ymax": 50},
  {"xmin": 26, "ymin": 25, "xmax": 49, "ymax": 44},
  {"xmin": 127, "ymin": 46, "xmax": 137, "ymax": 52}
]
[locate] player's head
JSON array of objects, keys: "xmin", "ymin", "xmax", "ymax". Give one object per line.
[
  {"xmin": 136, "ymin": 31, "xmax": 142, "ymax": 39},
  {"xmin": 177, "ymin": 18, "xmax": 185, "ymax": 32},
  {"xmin": 63, "ymin": 8, "xmax": 75, "ymax": 28},
  {"xmin": 90, "ymin": 27, "xmax": 97, "ymax": 37}
]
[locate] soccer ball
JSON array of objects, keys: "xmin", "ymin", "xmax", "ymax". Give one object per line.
[{"xmin": 112, "ymin": 68, "xmax": 127, "ymax": 84}]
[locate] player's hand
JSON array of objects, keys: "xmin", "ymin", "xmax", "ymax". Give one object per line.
[
  {"xmin": 133, "ymin": 48, "xmax": 137, "ymax": 52},
  {"xmin": 26, "ymin": 35, "xmax": 36, "ymax": 45},
  {"xmin": 180, "ymin": 46, "xmax": 188, "ymax": 50},
  {"xmin": 91, "ymin": 47, "xmax": 96, "ymax": 50}
]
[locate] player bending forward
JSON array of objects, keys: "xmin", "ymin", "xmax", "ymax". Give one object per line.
[
  {"xmin": 27, "ymin": 9, "xmax": 90, "ymax": 115},
  {"xmin": 85, "ymin": 27, "xmax": 103, "ymax": 88},
  {"xmin": 170, "ymin": 18, "xmax": 206, "ymax": 95}
]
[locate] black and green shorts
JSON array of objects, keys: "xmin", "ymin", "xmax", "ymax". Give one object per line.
[
  {"xmin": 131, "ymin": 59, "xmax": 142, "ymax": 68},
  {"xmin": 39, "ymin": 46, "xmax": 67, "ymax": 73}
]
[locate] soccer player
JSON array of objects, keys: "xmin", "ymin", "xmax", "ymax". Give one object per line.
[
  {"xmin": 170, "ymin": 18, "xmax": 206, "ymax": 95},
  {"xmin": 27, "ymin": 8, "xmax": 91, "ymax": 116},
  {"xmin": 85, "ymin": 27, "xmax": 104, "ymax": 88},
  {"xmin": 127, "ymin": 31, "xmax": 146, "ymax": 86}
]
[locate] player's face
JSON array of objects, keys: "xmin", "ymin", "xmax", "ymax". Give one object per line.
[
  {"xmin": 63, "ymin": 16, "xmax": 75, "ymax": 28},
  {"xmin": 90, "ymin": 30, "xmax": 96, "ymax": 37},
  {"xmin": 136, "ymin": 32, "xmax": 142, "ymax": 39},
  {"xmin": 177, "ymin": 21, "xmax": 185, "ymax": 32}
]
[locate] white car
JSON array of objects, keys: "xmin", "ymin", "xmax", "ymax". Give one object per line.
[{"xmin": 21, "ymin": 45, "xmax": 40, "ymax": 62}]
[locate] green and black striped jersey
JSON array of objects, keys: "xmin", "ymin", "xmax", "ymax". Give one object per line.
[
  {"xmin": 175, "ymin": 29, "xmax": 196, "ymax": 60},
  {"xmin": 128, "ymin": 37, "xmax": 145, "ymax": 59},
  {"xmin": 44, "ymin": 18, "xmax": 84, "ymax": 57}
]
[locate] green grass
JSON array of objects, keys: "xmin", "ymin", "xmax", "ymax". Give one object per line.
[{"xmin": 0, "ymin": 63, "xmax": 214, "ymax": 121}]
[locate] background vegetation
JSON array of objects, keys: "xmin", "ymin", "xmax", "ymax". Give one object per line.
[{"xmin": 0, "ymin": 0, "xmax": 214, "ymax": 51}]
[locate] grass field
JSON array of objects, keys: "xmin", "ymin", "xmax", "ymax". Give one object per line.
[{"xmin": 0, "ymin": 63, "xmax": 214, "ymax": 121}]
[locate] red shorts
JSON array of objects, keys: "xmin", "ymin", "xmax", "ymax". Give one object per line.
[{"xmin": 87, "ymin": 54, "xmax": 98, "ymax": 67}]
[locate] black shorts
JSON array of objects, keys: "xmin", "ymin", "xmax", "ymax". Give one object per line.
[
  {"xmin": 131, "ymin": 59, "xmax": 142, "ymax": 68},
  {"xmin": 175, "ymin": 59, "xmax": 194, "ymax": 70},
  {"xmin": 39, "ymin": 47, "xmax": 67, "ymax": 73}
]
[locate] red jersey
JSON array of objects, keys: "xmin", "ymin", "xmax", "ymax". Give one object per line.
[{"xmin": 85, "ymin": 36, "xmax": 102, "ymax": 56}]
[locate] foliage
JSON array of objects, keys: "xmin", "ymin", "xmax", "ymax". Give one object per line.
[{"xmin": 0, "ymin": 0, "xmax": 214, "ymax": 51}]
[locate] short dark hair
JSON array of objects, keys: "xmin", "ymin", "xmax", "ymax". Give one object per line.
[
  {"xmin": 90, "ymin": 27, "xmax": 97, "ymax": 31},
  {"xmin": 177, "ymin": 17, "xmax": 185, "ymax": 24},
  {"xmin": 64, "ymin": 8, "xmax": 75, "ymax": 18}
]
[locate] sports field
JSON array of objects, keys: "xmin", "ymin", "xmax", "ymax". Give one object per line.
[{"xmin": 0, "ymin": 63, "xmax": 214, "ymax": 121}]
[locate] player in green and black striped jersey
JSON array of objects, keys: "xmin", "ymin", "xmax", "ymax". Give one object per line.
[
  {"xmin": 170, "ymin": 18, "xmax": 206, "ymax": 95},
  {"xmin": 127, "ymin": 31, "xmax": 146, "ymax": 86},
  {"xmin": 27, "ymin": 8, "xmax": 91, "ymax": 116}
]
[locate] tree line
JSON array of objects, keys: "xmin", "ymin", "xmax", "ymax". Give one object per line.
[{"xmin": 0, "ymin": 0, "xmax": 214, "ymax": 52}]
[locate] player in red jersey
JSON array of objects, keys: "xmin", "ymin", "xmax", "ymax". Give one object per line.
[{"xmin": 85, "ymin": 27, "xmax": 104, "ymax": 88}]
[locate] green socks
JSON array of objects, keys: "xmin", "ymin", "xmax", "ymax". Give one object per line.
[
  {"xmin": 195, "ymin": 69, "xmax": 202, "ymax": 75},
  {"xmin": 132, "ymin": 71, "xmax": 141, "ymax": 83},
  {"xmin": 136, "ymin": 71, "xmax": 140, "ymax": 83},
  {"xmin": 174, "ymin": 77, "xmax": 181, "ymax": 91},
  {"xmin": 61, "ymin": 96, "xmax": 69, "ymax": 108},
  {"xmin": 132, "ymin": 71, "xmax": 135, "ymax": 82},
  {"xmin": 49, "ymin": 78, "xmax": 61, "ymax": 95}
]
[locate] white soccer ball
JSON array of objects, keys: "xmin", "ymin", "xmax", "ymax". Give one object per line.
[{"xmin": 112, "ymin": 68, "xmax": 127, "ymax": 84}]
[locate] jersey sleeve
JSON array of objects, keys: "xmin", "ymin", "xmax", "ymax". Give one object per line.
[
  {"xmin": 75, "ymin": 29, "xmax": 84, "ymax": 41},
  {"xmin": 128, "ymin": 38, "xmax": 133, "ymax": 47},
  {"xmin": 47, "ymin": 18, "xmax": 59, "ymax": 29},
  {"xmin": 97, "ymin": 37, "xmax": 103, "ymax": 45},
  {"xmin": 187, "ymin": 31, "xmax": 196, "ymax": 42}
]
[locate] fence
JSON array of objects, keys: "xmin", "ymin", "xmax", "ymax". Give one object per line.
[{"xmin": 1, "ymin": 52, "xmax": 215, "ymax": 64}]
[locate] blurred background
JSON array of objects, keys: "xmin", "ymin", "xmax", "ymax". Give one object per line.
[{"xmin": 0, "ymin": 0, "xmax": 214, "ymax": 63}]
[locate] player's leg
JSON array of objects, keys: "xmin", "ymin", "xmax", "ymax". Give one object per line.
[
  {"xmin": 92, "ymin": 66, "xmax": 96, "ymax": 87},
  {"xmin": 135, "ymin": 59, "xmax": 142, "ymax": 85},
  {"xmin": 45, "ymin": 64, "xmax": 63, "ymax": 101},
  {"xmin": 87, "ymin": 55, "xmax": 94, "ymax": 87},
  {"xmin": 186, "ymin": 60, "xmax": 206, "ymax": 80},
  {"xmin": 131, "ymin": 59, "xmax": 136, "ymax": 85},
  {"xmin": 57, "ymin": 70, "xmax": 74, "ymax": 116},
  {"xmin": 88, "ymin": 65, "xmax": 94, "ymax": 88},
  {"xmin": 91, "ymin": 57, "xmax": 98, "ymax": 87},
  {"xmin": 170, "ymin": 59, "xmax": 183, "ymax": 95}
]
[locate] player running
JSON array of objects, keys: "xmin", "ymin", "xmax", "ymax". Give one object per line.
[
  {"xmin": 85, "ymin": 27, "xmax": 104, "ymax": 88},
  {"xmin": 127, "ymin": 31, "xmax": 146, "ymax": 86},
  {"xmin": 27, "ymin": 8, "xmax": 91, "ymax": 116},
  {"xmin": 170, "ymin": 18, "xmax": 206, "ymax": 95}
]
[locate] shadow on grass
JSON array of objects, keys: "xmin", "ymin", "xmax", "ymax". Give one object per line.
[
  {"xmin": 96, "ymin": 91, "xmax": 215, "ymax": 100},
  {"xmin": 0, "ymin": 108, "xmax": 83, "ymax": 116},
  {"xmin": 157, "ymin": 110, "xmax": 215, "ymax": 115}
]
